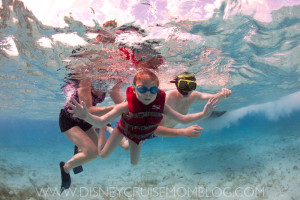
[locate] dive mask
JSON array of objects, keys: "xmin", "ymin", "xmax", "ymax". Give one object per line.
[
  {"xmin": 178, "ymin": 79, "xmax": 197, "ymax": 91},
  {"xmin": 170, "ymin": 72, "xmax": 197, "ymax": 96}
]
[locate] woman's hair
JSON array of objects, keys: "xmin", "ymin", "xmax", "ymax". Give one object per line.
[
  {"xmin": 133, "ymin": 70, "xmax": 159, "ymax": 86},
  {"xmin": 133, "ymin": 42, "xmax": 163, "ymax": 71},
  {"xmin": 103, "ymin": 20, "xmax": 117, "ymax": 28}
]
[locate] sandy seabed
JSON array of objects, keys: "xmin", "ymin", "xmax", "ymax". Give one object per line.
[{"xmin": 1, "ymin": 121, "xmax": 300, "ymax": 200}]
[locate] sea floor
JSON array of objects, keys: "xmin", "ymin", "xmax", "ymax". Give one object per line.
[{"xmin": 0, "ymin": 117, "xmax": 300, "ymax": 200}]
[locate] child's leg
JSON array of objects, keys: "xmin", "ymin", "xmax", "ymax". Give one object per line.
[
  {"xmin": 128, "ymin": 139, "xmax": 143, "ymax": 165},
  {"xmin": 98, "ymin": 127, "xmax": 124, "ymax": 158},
  {"xmin": 120, "ymin": 138, "xmax": 129, "ymax": 150},
  {"xmin": 106, "ymin": 125, "xmax": 129, "ymax": 150},
  {"xmin": 98, "ymin": 127, "xmax": 107, "ymax": 152}
]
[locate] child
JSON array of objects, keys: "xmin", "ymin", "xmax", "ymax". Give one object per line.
[
  {"xmin": 155, "ymin": 72, "xmax": 231, "ymax": 137},
  {"xmin": 68, "ymin": 70, "xmax": 218, "ymax": 164}
]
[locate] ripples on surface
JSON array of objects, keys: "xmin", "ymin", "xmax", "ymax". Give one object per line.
[{"xmin": 0, "ymin": 0, "xmax": 299, "ymax": 120}]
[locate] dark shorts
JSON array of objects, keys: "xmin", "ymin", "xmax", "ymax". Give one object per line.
[{"xmin": 59, "ymin": 109, "xmax": 93, "ymax": 132}]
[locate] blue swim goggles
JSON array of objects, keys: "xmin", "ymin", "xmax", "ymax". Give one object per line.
[{"xmin": 134, "ymin": 85, "xmax": 159, "ymax": 94}]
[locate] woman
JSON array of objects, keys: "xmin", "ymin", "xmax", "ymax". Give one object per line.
[{"xmin": 59, "ymin": 76, "xmax": 128, "ymax": 192}]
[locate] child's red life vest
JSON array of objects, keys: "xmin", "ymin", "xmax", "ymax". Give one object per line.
[{"xmin": 117, "ymin": 86, "xmax": 165, "ymax": 144}]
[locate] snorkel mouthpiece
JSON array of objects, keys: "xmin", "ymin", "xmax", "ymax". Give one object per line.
[{"xmin": 178, "ymin": 87, "xmax": 189, "ymax": 96}]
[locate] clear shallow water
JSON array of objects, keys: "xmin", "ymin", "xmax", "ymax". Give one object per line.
[{"xmin": 0, "ymin": 0, "xmax": 300, "ymax": 199}]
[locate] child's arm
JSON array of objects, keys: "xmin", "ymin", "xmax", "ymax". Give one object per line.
[
  {"xmin": 193, "ymin": 88, "xmax": 231, "ymax": 102},
  {"xmin": 155, "ymin": 125, "xmax": 203, "ymax": 138},
  {"xmin": 67, "ymin": 97, "xmax": 127, "ymax": 128},
  {"xmin": 77, "ymin": 79, "xmax": 116, "ymax": 116},
  {"xmin": 164, "ymin": 97, "xmax": 218, "ymax": 124}
]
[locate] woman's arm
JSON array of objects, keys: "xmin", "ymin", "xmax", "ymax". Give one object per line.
[
  {"xmin": 88, "ymin": 82, "xmax": 125, "ymax": 116},
  {"xmin": 164, "ymin": 97, "xmax": 218, "ymax": 124},
  {"xmin": 109, "ymin": 82, "xmax": 125, "ymax": 104},
  {"xmin": 77, "ymin": 79, "xmax": 116, "ymax": 116},
  {"xmin": 77, "ymin": 79, "xmax": 93, "ymax": 108},
  {"xmin": 88, "ymin": 105, "xmax": 116, "ymax": 116}
]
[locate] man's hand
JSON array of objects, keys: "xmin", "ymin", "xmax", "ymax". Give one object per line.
[
  {"xmin": 183, "ymin": 125, "xmax": 204, "ymax": 138},
  {"xmin": 67, "ymin": 97, "xmax": 89, "ymax": 120}
]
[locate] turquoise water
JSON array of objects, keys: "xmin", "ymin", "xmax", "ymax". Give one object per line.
[{"xmin": 1, "ymin": 0, "xmax": 300, "ymax": 199}]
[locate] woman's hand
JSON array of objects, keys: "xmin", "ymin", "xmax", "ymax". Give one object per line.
[
  {"xmin": 67, "ymin": 97, "xmax": 89, "ymax": 120},
  {"xmin": 203, "ymin": 97, "xmax": 219, "ymax": 117}
]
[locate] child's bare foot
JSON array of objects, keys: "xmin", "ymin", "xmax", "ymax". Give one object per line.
[
  {"xmin": 106, "ymin": 123, "xmax": 113, "ymax": 133},
  {"xmin": 120, "ymin": 138, "xmax": 129, "ymax": 151}
]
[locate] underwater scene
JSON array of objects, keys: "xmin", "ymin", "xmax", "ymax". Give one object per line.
[{"xmin": 0, "ymin": 0, "xmax": 300, "ymax": 199}]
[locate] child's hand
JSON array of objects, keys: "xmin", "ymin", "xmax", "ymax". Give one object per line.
[
  {"xmin": 203, "ymin": 97, "xmax": 218, "ymax": 117},
  {"xmin": 184, "ymin": 125, "xmax": 203, "ymax": 138},
  {"xmin": 67, "ymin": 97, "xmax": 88, "ymax": 120},
  {"xmin": 217, "ymin": 88, "xmax": 231, "ymax": 100}
]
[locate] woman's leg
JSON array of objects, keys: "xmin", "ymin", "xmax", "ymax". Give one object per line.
[
  {"xmin": 85, "ymin": 127, "xmax": 98, "ymax": 146},
  {"xmin": 63, "ymin": 127, "xmax": 98, "ymax": 173},
  {"xmin": 128, "ymin": 140, "xmax": 142, "ymax": 165},
  {"xmin": 98, "ymin": 127, "xmax": 124, "ymax": 158}
]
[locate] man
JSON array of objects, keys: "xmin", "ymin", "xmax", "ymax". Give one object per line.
[{"xmin": 155, "ymin": 72, "xmax": 231, "ymax": 138}]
